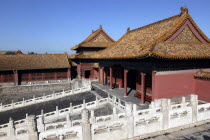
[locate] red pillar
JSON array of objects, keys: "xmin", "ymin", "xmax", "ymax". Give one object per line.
[
  {"xmin": 14, "ymin": 70, "xmax": 18, "ymax": 85},
  {"xmin": 152, "ymin": 71, "xmax": 156, "ymax": 101},
  {"xmin": 110, "ymin": 67, "xmax": 113, "ymax": 89},
  {"xmin": 98, "ymin": 67, "xmax": 100, "ymax": 83},
  {"xmin": 102, "ymin": 67, "xmax": 104, "ymax": 85},
  {"xmin": 67, "ymin": 69, "xmax": 71, "ymax": 80},
  {"xmin": 124, "ymin": 69, "xmax": 128, "ymax": 96},
  {"xmin": 141, "ymin": 72, "xmax": 146, "ymax": 104}
]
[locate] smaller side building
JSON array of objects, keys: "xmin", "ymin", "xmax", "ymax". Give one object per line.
[
  {"xmin": 69, "ymin": 25, "xmax": 115, "ymax": 79},
  {"xmin": 0, "ymin": 54, "xmax": 71, "ymax": 86},
  {"xmin": 0, "ymin": 50, "xmax": 23, "ymax": 55}
]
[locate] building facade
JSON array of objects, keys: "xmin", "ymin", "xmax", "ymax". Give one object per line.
[
  {"xmin": 0, "ymin": 54, "xmax": 71, "ymax": 85},
  {"xmin": 75, "ymin": 7, "xmax": 210, "ymax": 103},
  {"xmin": 69, "ymin": 25, "xmax": 115, "ymax": 79}
]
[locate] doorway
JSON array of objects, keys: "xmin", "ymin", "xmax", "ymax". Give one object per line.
[{"xmin": 85, "ymin": 70, "xmax": 91, "ymax": 78}]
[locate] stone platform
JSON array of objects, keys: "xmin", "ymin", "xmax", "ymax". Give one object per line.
[{"xmin": 92, "ymin": 82, "xmax": 150, "ymax": 109}]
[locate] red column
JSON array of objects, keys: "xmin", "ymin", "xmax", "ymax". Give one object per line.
[
  {"xmin": 14, "ymin": 70, "xmax": 18, "ymax": 85},
  {"xmin": 124, "ymin": 69, "xmax": 128, "ymax": 96},
  {"xmin": 67, "ymin": 69, "xmax": 71, "ymax": 80},
  {"xmin": 102, "ymin": 67, "xmax": 104, "ymax": 85},
  {"xmin": 110, "ymin": 67, "xmax": 113, "ymax": 89},
  {"xmin": 152, "ymin": 71, "xmax": 156, "ymax": 101},
  {"xmin": 98, "ymin": 68, "xmax": 100, "ymax": 83},
  {"xmin": 141, "ymin": 72, "xmax": 146, "ymax": 104}
]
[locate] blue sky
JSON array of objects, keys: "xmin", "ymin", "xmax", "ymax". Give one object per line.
[{"xmin": 0, "ymin": 0, "xmax": 210, "ymax": 55}]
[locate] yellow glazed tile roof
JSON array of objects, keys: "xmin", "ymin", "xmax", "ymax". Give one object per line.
[
  {"xmin": 0, "ymin": 54, "xmax": 70, "ymax": 71},
  {"xmin": 71, "ymin": 27, "xmax": 115, "ymax": 50},
  {"xmin": 81, "ymin": 7, "xmax": 210, "ymax": 60},
  {"xmin": 194, "ymin": 70, "xmax": 210, "ymax": 80}
]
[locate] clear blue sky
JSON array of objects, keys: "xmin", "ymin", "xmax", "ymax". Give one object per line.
[{"xmin": 0, "ymin": 0, "xmax": 210, "ymax": 55}]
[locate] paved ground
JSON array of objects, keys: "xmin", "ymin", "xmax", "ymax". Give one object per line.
[
  {"xmin": 132, "ymin": 123, "xmax": 210, "ymax": 140},
  {"xmin": 0, "ymin": 86, "xmax": 72, "ymax": 104},
  {"xmin": 0, "ymin": 92, "xmax": 96, "ymax": 124},
  {"xmin": 92, "ymin": 83, "xmax": 150, "ymax": 109}
]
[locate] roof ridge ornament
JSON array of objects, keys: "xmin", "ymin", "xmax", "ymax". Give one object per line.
[
  {"xmin": 100, "ymin": 25, "xmax": 102, "ymax": 29},
  {"xmin": 181, "ymin": 6, "xmax": 188, "ymax": 14},
  {"xmin": 92, "ymin": 30, "xmax": 94, "ymax": 33},
  {"xmin": 127, "ymin": 27, "xmax": 130, "ymax": 32}
]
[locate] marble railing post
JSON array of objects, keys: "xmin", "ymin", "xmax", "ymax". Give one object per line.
[
  {"xmin": 125, "ymin": 103, "xmax": 134, "ymax": 139},
  {"xmin": 113, "ymin": 107, "xmax": 118, "ymax": 120},
  {"xmin": 96, "ymin": 97, "xmax": 99, "ymax": 106},
  {"xmin": 81, "ymin": 109, "xmax": 91, "ymax": 140},
  {"xmin": 133, "ymin": 104, "xmax": 137, "ymax": 116},
  {"xmin": 39, "ymin": 114, "xmax": 45, "ymax": 132},
  {"xmin": 11, "ymin": 100, "xmax": 14, "ymax": 108},
  {"xmin": 27, "ymin": 115, "xmax": 38, "ymax": 140},
  {"xmin": 7, "ymin": 118, "xmax": 15, "ymax": 139},
  {"xmin": 69, "ymin": 103, "xmax": 73, "ymax": 113},
  {"xmin": 33, "ymin": 95, "xmax": 36, "ymax": 103},
  {"xmin": 190, "ymin": 94, "xmax": 198, "ymax": 123},
  {"xmin": 182, "ymin": 96, "xmax": 186, "ymax": 108},
  {"xmin": 66, "ymin": 113, "xmax": 72, "ymax": 128},
  {"xmin": 83, "ymin": 99, "xmax": 86, "ymax": 108},
  {"xmin": 161, "ymin": 98, "xmax": 170, "ymax": 130},
  {"xmin": 56, "ymin": 106, "xmax": 59, "ymax": 117},
  {"xmin": 90, "ymin": 110, "xmax": 95, "ymax": 124}
]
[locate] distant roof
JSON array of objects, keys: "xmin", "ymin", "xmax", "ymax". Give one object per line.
[
  {"xmin": 71, "ymin": 26, "xmax": 115, "ymax": 50},
  {"xmin": 0, "ymin": 54, "xmax": 70, "ymax": 71},
  {"xmin": 68, "ymin": 51, "xmax": 96, "ymax": 59},
  {"xmin": 81, "ymin": 7, "xmax": 210, "ymax": 60},
  {"xmin": 0, "ymin": 51, "xmax": 23, "ymax": 55},
  {"xmin": 194, "ymin": 70, "xmax": 210, "ymax": 80}
]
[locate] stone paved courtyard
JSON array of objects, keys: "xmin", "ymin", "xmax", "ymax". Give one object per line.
[{"xmin": 0, "ymin": 91, "xmax": 96, "ymax": 124}]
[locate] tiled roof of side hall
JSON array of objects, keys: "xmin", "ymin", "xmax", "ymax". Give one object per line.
[
  {"xmin": 68, "ymin": 52, "xmax": 96, "ymax": 59},
  {"xmin": 0, "ymin": 51, "xmax": 23, "ymax": 55},
  {"xmin": 79, "ymin": 7, "xmax": 210, "ymax": 60},
  {"xmin": 71, "ymin": 26, "xmax": 115, "ymax": 50},
  {"xmin": 0, "ymin": 54, "xmax": 70, "ymax": 71},
  {"xmin": 194, "ymin": 70, "xmax": 210, "ymax": 80}
]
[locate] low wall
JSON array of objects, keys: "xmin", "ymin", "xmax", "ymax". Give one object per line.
[
  {"xmin": 0, "ymin": 82, "xmax": 71, "ymax": 95},
  {"xmin": 153, "ymin": 70, "xmax": 196, "ymax": 99},
  {"xmin": 195, "ymin": 79, "xmax": 210, "ymax": 102}
]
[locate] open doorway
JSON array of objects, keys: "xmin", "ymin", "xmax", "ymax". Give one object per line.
[
  {"xmin": 85, "ymin": 70, "xmax": 91, "ymax": 78},
  {"xmin": 127, "ymin": 70, "xmax": 137, "ymax": 89}
]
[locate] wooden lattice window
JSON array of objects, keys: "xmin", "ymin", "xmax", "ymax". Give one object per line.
[
  {"xmin": 57, "ymin": 71, "xmax": 67, "ymax": 79},
  {"xmin": 3, "ymin": 73, "xmax": 14, "ymax": 82}
]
